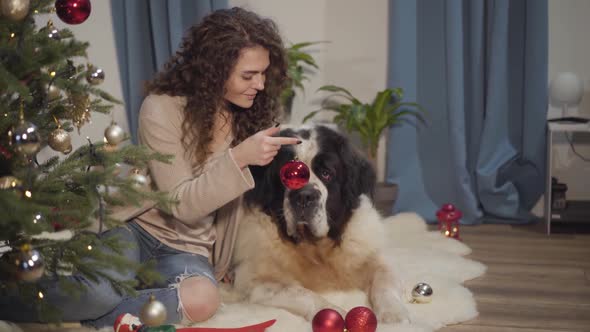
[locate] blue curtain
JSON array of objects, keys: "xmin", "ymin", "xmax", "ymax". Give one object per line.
[
  {"xmin": 110, "ymin": 0, "xmax": 228, "ymax": 142},
  {"xmin": 386, "ymin": 0, "xmax": 548, "ymax": 224}
]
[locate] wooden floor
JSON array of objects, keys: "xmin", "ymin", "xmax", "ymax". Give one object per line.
[{"xmin": 438, "ymin": 222, "xmax": 590, "ymax": 332}]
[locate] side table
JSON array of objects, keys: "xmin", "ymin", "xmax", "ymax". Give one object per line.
[{"xmin": 544, "ymin": 122, "xmax": 590, "ymax": 234}]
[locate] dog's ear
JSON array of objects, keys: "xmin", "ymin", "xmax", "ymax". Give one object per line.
[
  {"xmin": 339, "ymin": 140, "xmax": 376, "ymax": 207},
  {"xmin": 244, "ymin": 161, "xmax": 283, "ymax": 212}
]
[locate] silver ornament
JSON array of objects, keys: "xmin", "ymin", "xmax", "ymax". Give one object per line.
[
  {"xmin": 1, "ymin": 0, "xmax": 30, "ymax": 21},
  {"xmin": 104, "ymin": 122, "xmax": 125, "ymax": 146},
  {"xmin": 140, "ymin": 295, "xmax": 167, "ymax": 327},
  {"xmin": 45, "ymin": 20, "xmax": 60, "ymax": 40},
  {"xmin": 411, "ymin": 282, "xmax": 433, "ymax": 304},
  {"xmin": 129, "ymin": 170, "xmax": 148, "ymax": 189},
  {"xmin": 85, "ymin": 65, "xmax": 105, "ymax": 85},
  {"xmin": 48, "ymin": 128, "xmax": 72, "ymax": 154},
  {"xmin": 8, "ymin": 120, "xmax": 41, "ymax": 157},
  {"xmin": 5, "ymin": 245, "xmax": 45, "ymax": 282}
]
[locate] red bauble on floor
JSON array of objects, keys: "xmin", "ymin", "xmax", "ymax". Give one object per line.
[
  {"xmin": 312, "ymin": 308, "xmax": 345, "ymax": 332},
  {"xmin": 344, "ymin": 306, "xmax": 378, "ymax": 332}
]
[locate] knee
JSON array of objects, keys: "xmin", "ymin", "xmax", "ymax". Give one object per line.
[{"xmin": 178, "ymin": 276, "xmax": 220, "ymax": 323}]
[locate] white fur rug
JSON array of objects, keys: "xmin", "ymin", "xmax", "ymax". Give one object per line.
[
  {"xmin": 191, "ymin": 213, "xmax": 485, "ymax": 332},
  {"xmin": 7, "ymin": 213, "xmax": 485, "ymax": 332}
]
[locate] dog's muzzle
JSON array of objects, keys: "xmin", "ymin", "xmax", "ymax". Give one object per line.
[{"xmin": 288, "ymin": 186, "xmax": 321, "ymax": 222}]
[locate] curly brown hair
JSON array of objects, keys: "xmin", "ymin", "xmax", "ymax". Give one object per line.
[{"xmin": 145, "ymin": 7, "xmax": 288, "ymax": 169}]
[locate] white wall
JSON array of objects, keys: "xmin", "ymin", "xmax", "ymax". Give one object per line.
[
  {"xmin": 229, "ymin": 0, "xmax": 388, "ymax": 125},
  {"xmin": 229, "ymin": 0, "xmax": 390, "ymax": 179},
  {"xmin": 548, "ymin": 0, "xmax": 590, "ymax": 201},
  {"xmin": 39, "ymin": 1, "xmax": 590, "ymax": 193}
]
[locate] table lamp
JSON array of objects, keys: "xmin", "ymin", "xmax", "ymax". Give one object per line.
[{"xmin": 548, "ymin": 72, "xmax": 588, "ymax": 123}]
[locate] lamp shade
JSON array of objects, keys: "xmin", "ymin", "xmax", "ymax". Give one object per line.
[{"xmin": 549, "ymin": 72, "xmax": 584, "ymax": 106}]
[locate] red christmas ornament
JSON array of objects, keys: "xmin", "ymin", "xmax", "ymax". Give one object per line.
[
  {"xmin": 55, "ymin": 0, "xmax": 92, "ymax": 25},
  {"xmin": 436, "ymin": 203, "xmax": 462, "ymax": 240},
  {"xmin": 280, "ymin": 159, "xmax": 310, "ymax": 190},
  {"xmin": 0, "ymin": 144, "xmax": 13, "ymax": 159},
  {"xmin": 312, "ymin": 308, "xmax": 345, "ymax": 332},
  {"xmin": 344, "ymin": 306, "xmax": 377, "ymax": 332}
]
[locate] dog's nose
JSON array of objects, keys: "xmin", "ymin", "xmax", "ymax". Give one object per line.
[{"xmin": 294, "ymin": 188, "xmax": 320, "ymax": 209}]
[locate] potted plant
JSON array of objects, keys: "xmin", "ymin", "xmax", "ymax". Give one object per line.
[
  {"xmin": 303, "ymin": 85, "xmax": 424, "ymax": 163},
  {"xmin": 280, "ymin": 42, "xmax": 325, "ymax": 119}
]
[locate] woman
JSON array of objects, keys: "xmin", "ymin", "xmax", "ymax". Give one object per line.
[{"xmin": 0, "ymin": 7, "xmax": 298, "ymax": 328}]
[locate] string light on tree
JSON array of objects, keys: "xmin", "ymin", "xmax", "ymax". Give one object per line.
[
  {"xmin": 55, "ymin": 0, "xmax": 91, "ymax": 25},
  {"xmin": 0, "ymin": 176, "xmax": 21, "ymax": 190},
  {"xmin": 32, "ymin": 213, "xmax": 43, "ymax": 224}
]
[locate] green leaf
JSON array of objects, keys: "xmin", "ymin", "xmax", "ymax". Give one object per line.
[
  {"xmin": 302, "ymin": 110, "xmax": 322, "ymax": 123},
  {"xmin": 317, "ymin": 85, "xmax": 362, "ymax": 104},
  {"xmin": 289, "ymin": 41, "xmax": 325, "ymax": 50}
]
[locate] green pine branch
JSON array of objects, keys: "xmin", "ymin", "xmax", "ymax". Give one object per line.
[{"xmin": 0, "ymin": 1, "xmax": 177, "ymax": 322}]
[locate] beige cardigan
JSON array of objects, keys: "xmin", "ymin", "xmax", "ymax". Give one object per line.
[{"xmin": 110, "ymin": 94, "xmax": 255, "ymax": 281}]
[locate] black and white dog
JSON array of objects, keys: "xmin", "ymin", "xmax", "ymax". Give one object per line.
[{"xmin": 231, "ymin": 125, "xmax": 409, "ymax": 323}]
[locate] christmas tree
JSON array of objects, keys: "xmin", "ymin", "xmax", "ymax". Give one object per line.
[{"xmin": 0, "ymin": 0, "xmax": 172, "ymax": 321}]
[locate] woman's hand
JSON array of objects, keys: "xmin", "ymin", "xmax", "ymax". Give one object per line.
[{"xmin": 232, "ymin": 126, "xmax": 300, "ymax": 168}]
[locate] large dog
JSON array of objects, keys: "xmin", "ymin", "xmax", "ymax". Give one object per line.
[{"xmin": 230, "ymin": 125, "xmax": 409, "ymax": 323}]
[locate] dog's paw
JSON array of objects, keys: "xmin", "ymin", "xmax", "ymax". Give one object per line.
[{"xmin": 375, "ymin": 301, "xmax": 411, "ymax": 324}]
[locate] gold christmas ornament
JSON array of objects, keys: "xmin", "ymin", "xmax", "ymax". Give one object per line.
[
  {"xmin": 140, "ymin": 295, "xmax": 167, "ymax": 327},
  {"xmin": 85, "ymin": 64, "xmax": 105, "ymax": 85},
  {"xmin": 45, "ymin": 83, "xmax": 61, "ymax": 101},
  {"xmin": 1, "ymin": 0, "xmax": 30, "ymax": 21},
  {"xmin": 45, "ymin": 20, "xmax": 61, "ymax": 40},
  {"xmin": 129, "ymin": 168, "xmax": 148, "ymax": 189},
  {"xmin": 411, "ymin": 282, "xmax": 433, "ymax": 304},
  {"xmin": 104, "ymin": 121, "xmax": 125, "ymax": 146},
  {"xmin": 48, "ymin": 128, "xmax": 72, "ymax": 154},
  {"xmin": 67, "ymin": 93, "xmax": 91, "ymax": 132},
  {"xmin": 8, "ymin": 120, "xmax": 41, "ymax": 157},
  {"xmin": 0, "ymin": 175, "xmax": 21, "ymax": 189}
]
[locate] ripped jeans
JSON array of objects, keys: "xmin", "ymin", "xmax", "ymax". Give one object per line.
[{"xmin": 0, "ymin": 221, "xmax": 216, "ymax": 329}]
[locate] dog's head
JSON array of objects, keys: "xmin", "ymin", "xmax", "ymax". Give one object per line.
[{"xmin": 244, "ymin": 125, "xmax": 376, "ymax": 244}]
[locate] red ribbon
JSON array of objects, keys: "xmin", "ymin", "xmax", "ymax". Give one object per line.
[{"xmin": 177, "ymin": 319, "xmax": 276, "ymax": 332}]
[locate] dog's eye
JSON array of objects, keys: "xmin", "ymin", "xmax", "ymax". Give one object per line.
[{"xmin": 319, "ymin": 169, "xmax": 332, "ymax": 181}]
